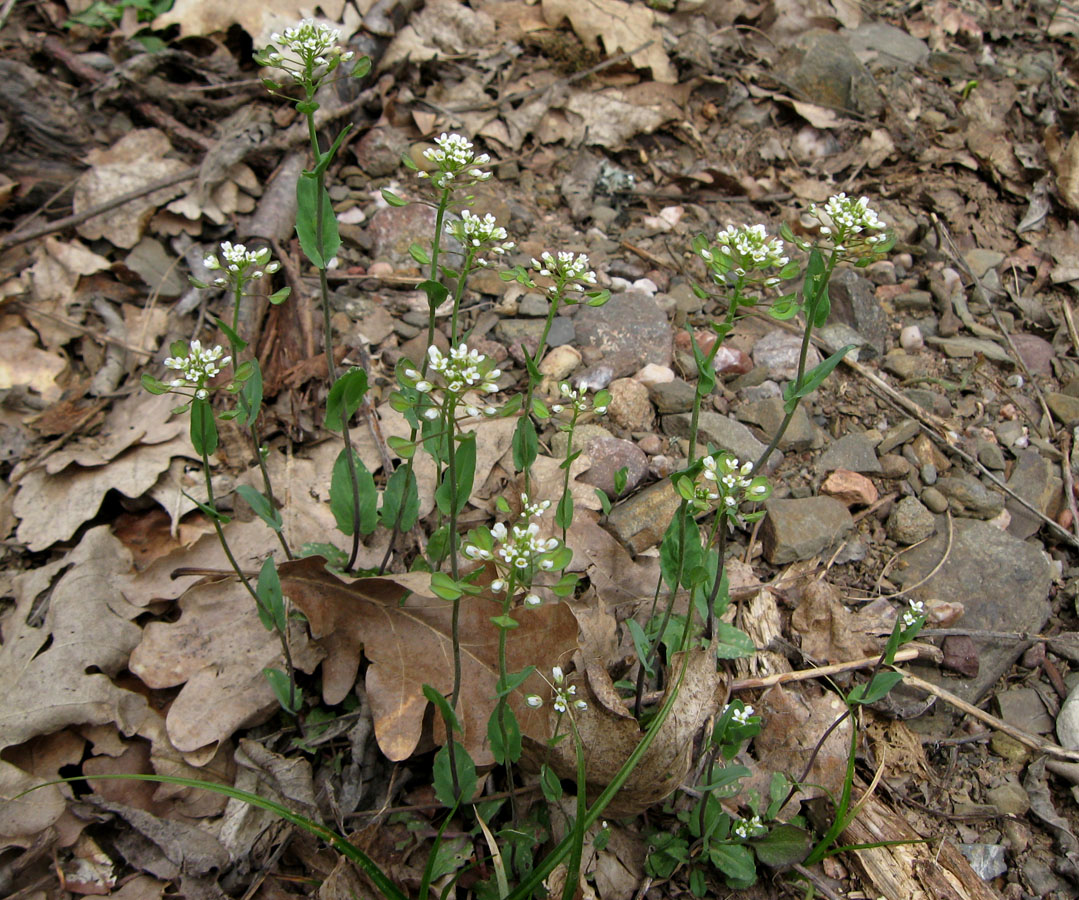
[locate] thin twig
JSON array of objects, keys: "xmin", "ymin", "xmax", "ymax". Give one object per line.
[
  {"xmin": 1062, "ymin": 429, "xmax": 1079, "ymax": 540},
  {"xmin": 729, "ymin": 647, "xmax": 921, "ymax": 693},
  {"xmin": 895, "ymin": 667, "xmax": 1079, "ymax": 762}
]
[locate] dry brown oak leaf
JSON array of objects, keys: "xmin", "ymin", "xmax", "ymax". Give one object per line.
[{"xmin": 278, "ymin": 559, "xmax": 580, "ymax": 766}]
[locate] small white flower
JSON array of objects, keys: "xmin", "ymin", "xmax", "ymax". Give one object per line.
[
  {"xmin": 552, "ymin": 666, "xmax": 564, "ymax": 684},
  {"xmin": 525, "ymin": 695, "xmax": 543, "ymax": 708},
  {"xmin": 524, "ymin": 593, "xmax": 542, "ymax": 607}
]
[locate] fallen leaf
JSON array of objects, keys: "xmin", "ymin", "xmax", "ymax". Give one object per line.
[
  {"xmin": 790, "ymin": 580, "xmax": 882, "ymax": 665},
  {"xmin": 1046, "ymin": 124, "xmax": 1079, "ymax": 213},
  {"xmin": 0, "ymin": 760, "xmax": 68, "ymax": 849},
  {"xmin": 545, "ymin": 642, "xmax": 724, "ymax": 817},
  {"xmin": 74, "ymin": 130, "xmax": 191, "ymax": 249},
  {"xmin": 541, "ymin": 0, "xmax": 677, "ymax": 84},
  {"xmin": 0, "ymin": 527, "xmax": 148, "ymax": 753},
  {"xmin": 279, "ymin": 559, "xmax": 580, "ymax": 764},
  {"xmin": 380, "ymin": 0, "xmax": 495, "ymax": 69},
  {"xmin": 129, "ymin": 576, "xmax": 323, "ymax": 753},
  {"xmin": 565, "ymin": 85, "xmax": 683, "ymax": 150},
  {"xmin": 25, "ymin": 237, "xmax": 113, "ymax": 350},
  {"xmin": 0, "ymin": 325, "xmax": 66, "ymax": 401},
  {"xmin": 13, "ymin": 435, "xmax": 189, "ymax": 551},
  {"xmin": 154, "ymin": 0, "xmax": 349, "ymax": 54}
]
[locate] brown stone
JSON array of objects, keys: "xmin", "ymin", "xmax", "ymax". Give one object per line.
[{"xmin": 820, "ymin": 468, "xmax": 879, "ymax": 507}]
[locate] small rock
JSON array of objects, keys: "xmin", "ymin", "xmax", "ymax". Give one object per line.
[
  {"xmin": 935, "ymin": 474, "xmax": 1005, "ymax": 519},
  {"xmin": 821, "ymin": 469, "xmax": 879, "ymax": 507},
  {"xmin": 997, "ymin": 687, "xmax": 1054, "ymax": 734},
  {"xmin": 736, "ymin": 397, "xmax": 818, "ymax": 451},
  {"xmin": 963, "ymin": 248, "xmax": 1005, "ymax": 278},
  {"xmin": 648, "ymin": 379, "xmax": 696, "ymax": 414},
  {"xmin": 663, "ymin": 411, "xmax": 779, "ymax": 473},
  {"xmin": 911, "ymin": 434, "xmax": 951, "ymax": 471},
  {"xmin": 904, "ymin": 387, "xmax": 953, "ymax": 417},
  {"xmin": 354, "ymin": 125, "xmax": 411, "ymax": 177},
  {"xmin": 818, "ymin": 433, "xmax": 882, "ymax": 473},
  {"xmin": 573, "ymin": 364, "xmax": 614, "ymax": 392},
  {"xmin": 1006, "ymin": 448, "xmax": 1061, "ymax": 540},
  {"xmin": 894, "ymin": 290, "xmax": 933, "ymax": 311},
  {"xmin": 667, "ymin": 282, "xmax": 703, "ymax": 313},
  {"xmin": 827, "ymin": 268, "xmax": 890, "ymax": 354},
  {"xmin": 887, "ymin": 496, "xmax": 936, "ymax": 544},
  {"xmin": 637, "ymin": 433, "xmax": 662, "ymax": 455},
  {"xmin": 920, "ymin": 486, "xmax": 949, "ymax": 513},
  {"xmin": 739, "ymin": 380, "xmax": 781, "ymax": 402},
  {"xmin": 1009, "ymin": 333, "xmax": 1054, "ymax": 378},
  {"xmin": 816, "ymin": 322, "xmax": 878, "ymax": 361},
  {"xmin": 928, "ymin": 335, "xmax": 1015, "ymax": 365},
  {"xmin": 877, "ymin": 418, "xmax": 920, "ymax": 455},
  {"xmin": 920, "ymin": 463, "xmax": 938, "ymax": 485},
  {"xmin": 538, "ymin": 345, "xmax": 582, "ymax": 380},
  {"xmin": 574, "ymin": 290, "xmax": 673, "ymax": 369},
  {"xmin": 986, "ymin": 782, "xmax": 1030, "ymax": 817},
  {"xmin": 899, "ymin": 325, "xmax": 924, "ymax": 352},
  {"xmin": 634, "ymin": 363, "xmax": 675, "ymax": 388},
  {"xmin": 957, "ymin": 843, "xmax": 1007, "ymax": 881},
  {"xmin": 1022, "ymin": 859, "xmax": 1066, "ymax": 896},
  {"xmin": 846, "ymin": 22, "xmax": 930, "ymax": 67},
  {"xmin": 752, "ymin": 330, "xmax": 821, "ymax": 381},
  {"xmin": 580, "ymin": 437, "xmax": 649, "ymax": 498},
  {"xmin": 941, "ymin": 635, "xmax": 979, "ymax": 677},
  {"xmin": 606, "ymin": 479, "xmax": 681, "ymax": 552},
  {"xmin": 1047, "ymin": 392, "xmax": 1079, "ymax": 426},
  {"xmin": 518, "ymin": 293, "xmax": 550, "ymax": 317},
  {"xmin": 368, "ymin": 203, "xmax": 440, "ymax": 269},
  {"xmin": 606, "ymin": 378, "xmax": 654, "ymax": 431},
  {"xmin": 989, "ymin": 732, "xmax": 1029, "ymax": 764},
  {"xmin": 878, "ymin": 453, "xmax": 911, "ymax": 478},
  {"xmin": 713, "ymin": 345, "xmax": 754, "ymax": 375},
  {"xmin": 976, "ymin": 439, "xmax": 1006, "ymax": 471},
  {"xmin": 881, "ymin": 350, "xmax": 927, "ymax": 380},
  {"xmin": 762, "ymin": 496, "xmax": 854, "ymax": 564},
  {"xmin": 866, "ymin": 259, "xmax": 897, "ymax": 285},
  {"xmin": 551, "ymin": 424, "xmax": 612, "ymax": 458},
  {"xmin": 831, "ymin": 537, "xmax": 867, "ymax": 564},
  {"xmin": 779, "ymin": 29, "xmax": 882, "ymax": 116}
]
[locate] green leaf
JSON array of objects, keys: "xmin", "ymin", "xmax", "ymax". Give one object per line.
[
  {"xmin": 296, "ymin": 174, "xmax": 340, "ymax": 269},
  {"xmin": 236, "ymin": 484, "xmax": 283, "ymax": 533},
  {"xmin": 713, "ymin": 622, "xmax": 756, "ymax": 659},
  {"xmin": 626, "ymin": 620, "xmax": 654, "ymax": 678},
  {"xmin": 295, "ymin": 99, "xmax": 319, "ymax": 116},
  {"xmin": 299, "ymin": 542, "xmax": 349, "ymax": 569},
  {"xmin": 256, "ymin": 556, "xmax": 287, "ymax": 633},
  {"xmin": 812, "ymin": 286, "xmax": 831, "ymax": 327},
  {"xmin": 848, "ymin": 671, "xmax": 904, "ymax": 705},
  {"xmin": 351, "ymin": 55, "xmax": 372, "ymax": 78},
  {"xmin": 268, "ymin": 286, "xmax": 291, "ymax": 305},
  {"xmin": 435, "ymin": 433, "xmax": 476, "ymax": 516},
  {"xmin": 689, "ymin": 868, "xmax": 707, "ymax": 898},
  {"xmin": 419, "ymin": 278, "xmax": 449, "ymax": 312},
  {"xmin": 381, "ymin": 465, "xmax": 420, "ymax": 531},
  {"xmin": 549, "ymin": 572, "xmax": 579, "ymax": 597},
  {"xmin": 540, "ymin": 763, "xmax": 563, "ymax": 803},
  {"xmin": 784, "ymin": 345, "xmax": 853, "ymax": 414},
  {"xmin": 751, "ymin": 824, "xmax": 812, "ymax": 867},
  {"xmin": 433, "ymin": 741, "xmax": 476, "ymax": 807},
  {"xmin": 190, "ymin": 398, "xmax": 218, "ymax": 457},
  {"xmin": 595, "ymin": 489, "xmax": 612, "ymax": 516},
  {"xmin": 613, "ymin": 466, "xmax": 629, "ymax": 496},
  {"xmin": 423, "ymin": 683, "xmax": 463, "ymax": 734},
  {"xmin": 312, "ymin": 124, "xmax": 353, "ymax": 178},
  {"xmin": 512, "ymin": 416, "xmax": 538, "ymax": 472},
  {"xmin": 708, "ymin": 843, "xmax": 756, "ymax": 889},
  {"xmin": 386, "ymin": 435, "xmax": 415, "ymax": 458},
  {"xmin": 488, "ymin": 703, "xmax": 522, "ymax": 764},
  {"xmin": 181, "ymin": 489, "xmax": 229, "ymax": 524},
  {"xmin": 495, "ymin": 666, "xmax": 535, "ymax": 697},
  {"xmin": 263, "ymin": 666, "xmax": 301, "ymax": 714},
  {"xmin": 767, "ymin": 294, "xmax": 801, "ymax": 321},
  {"xmin": 381, "ymin": 188, "xmax": 408, "ymax": 207},
  {"xmin": 555, "ymin": 490, "xmax": 573, "ymax": 532},
  {"xmin": 430, "ymin": 572, "xmax": 463, "ymax": 600},
  {"xmin": 241, "ymin": 359, "xmax": 263, "ymax": 427},
  {"xmin": 410, "ymin": 243, "xmax": 431, "ymax": 265},
  {"xmin": 325, "ymin": 367, "xmax": 368, "ymax": 432},
  {"xmin": 330, "ymin": 448, "xmax": 378, "ymax": 536},
  {"xmin": 141, "ymin": 374, "xmax": 169, "ymax": 395},
  {"xmin": 427, "ymin": 525, "xmax": 450, "ymax": 564},
  {"xmin": 491, "ymin": 614, "xmax": 519, "ymax": 630},
  {"xmin": 215, "ymin": 316, "xmax": 248, "ymax": 353}
]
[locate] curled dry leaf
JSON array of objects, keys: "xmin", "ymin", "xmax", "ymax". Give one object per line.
[
  {"xmin": 278, "ymin": 558, "xmax": 580, "ymax": 765},
  {"xmin": 0, "ymin": 326, "xmax": 66, "ymax": 402},
  {"xmin": 544, "ymin": 642, "xmax": 724, "ymax": 817},
  {"xmin": 790, "ymin": 579, "xmax": 884, "ymax": 665},
  {"xmin": 129, "ymin": 577, "xmax": 323, "ymax": 753}
]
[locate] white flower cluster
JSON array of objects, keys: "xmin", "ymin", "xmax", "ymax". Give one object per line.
[
  {"xmin": 419, "ymin": 133, "xmax": 492, "ymax": 189},
  {"xmin": 264, "ymin": 19, "xmax": 354, "ymax": 82},
  {"xmin": 204, "ymin": 242, "xmax": 280, "ymax": 289},
  {"xmin": 163, "ymin": 340, "xmax": 231, "ymax": 400},
  {"xmin": 551, "ymin": 382, "xmax": 607, "ymax": 416},
  {"xmin": 901, "ymin": 599, "xmax": 925, "ymax": 630},
  {"xmin": 463, "ymin": 494, "xmax": 563, "ymax": 592},
  {"xmin": 702, "ymin": 224, "xmax": 789, "ymax": 279},
  {"xmin": 406, "ymin": 344, "xmax": 501, "ymax": 419},
  {"xmin": 524, "ymin": 667, "xmax": 587, "ymax": 713},
  {"xmin": 722, "ymin": 702, "xmax": 756, "ymax": 726},
  {"xmin": 531, "ymin": 251, "xmax": 598, "ymax": 298},
  {"xmin": 446, "ymin": 210, "xmax": 515, "ymax": 266},
  {"xmin": 697, "ymin": 455, "xmax": 769, "ymax": 513},
  {"xmin": 732, "ymin": 815, "xmax": 766, "ymax": 840},
  {"xmin": 808, "ymin": 194, "xmax": 888, "ymax": 253}
]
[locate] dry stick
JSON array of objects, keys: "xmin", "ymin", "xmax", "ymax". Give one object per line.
[
  {"xmin": 1062, "ymin": 298, "xmax": 1079, "ymax": 356},
  {"xmin": 931, "ymin": 214, "xmax": 1056, "ymax": 433},
  {"xmin": 1062, "ymin": 429, "xmax": 1079, "ymax": 540},
  {"xmin": 895, "ymin": 667, "xmax": 1079, "ymax": 763},
  {"xmin": 874, "ymin": 510, "xmax": 954, "ymax": 600},
  {"xmin": 0, "ymin": 167, "xmax": 199, "ymax": 252},
  {"xmin": 10, "ymin": 300, "xmax": 157, "ymax": 358}
]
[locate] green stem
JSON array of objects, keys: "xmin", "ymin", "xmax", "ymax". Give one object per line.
[
  {"xmin": 495, "ymin": 575, "xmax": 518, "ymax": 824},
  {"xmin": 200, "ymin": 446, "xmax": 296, "ymax": 714},
  {"xmin": 305, "ymin": 109, "xmax": 364, "ymax": 572},
  {"xmin": 705, "ymin": 523, "xmax": 728, "ymax": 638},
  {"xmin": 561, "ymin": 714, "xmax": 588, "ymax": 900},
  {"xmin": 450, "ymin": 250, "xmax": 476, "ymax": 345},
  {"xmin": 521, "ymin": 288, "xmax": 563, "ymax": 496},
  {"xmin": 559, "ymin": 408, "xmax": 578, "ymax": 544}
]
